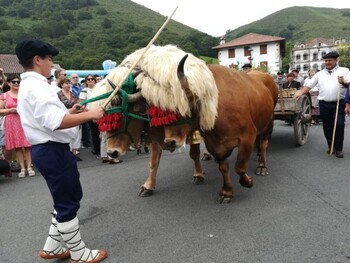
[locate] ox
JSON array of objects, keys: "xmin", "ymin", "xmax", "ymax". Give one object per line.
[
  {"xmin": 168, "ymin": 55, "xmax": 278, "ymax": 201},
  {"xmin": 89, "ymin": 45, "xmax": 277, "ymax": 202}
]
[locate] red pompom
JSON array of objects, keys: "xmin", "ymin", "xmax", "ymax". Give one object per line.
[
  {"xmin": 148, "ymin": 105, "xmax": 181, "ymax": 127},
  {"xmin": 97, "ymin": 113, "xmax": 123, "ymax": 132}
]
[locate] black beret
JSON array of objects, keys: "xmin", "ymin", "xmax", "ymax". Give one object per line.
[
  {"xmin": 15, "ymin": 38, "xmax": 59, "ymax": 64},
  {"xmin": 242, "ymin": 63, "xmax": 252, "ymax": 69},
  {"xmin": 291, "ymin": 69, "xmax": 299, "ymax": 73},
  {"xmin": 277, "ymin": 70, "xmax": 284, "ymax": 75},
  {"xmin": 322, "ymin": 51, "xmax": 339, "ymax": 59}
]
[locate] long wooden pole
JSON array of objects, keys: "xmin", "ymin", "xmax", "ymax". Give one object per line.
[
  {"xmin": 102, "ymin": 6, "xmax": 178, "ymax": 109},
  {"xmin": 329, "ymin": 84, "xmax": 341, "ymax": 155}
]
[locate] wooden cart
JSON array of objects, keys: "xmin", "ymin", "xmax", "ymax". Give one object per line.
[{"xmin": 274, "ymin": 86, "xmax": 313, "ymax": 146}]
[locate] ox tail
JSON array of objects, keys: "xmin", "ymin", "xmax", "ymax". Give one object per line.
[{"xmin": 177, "ymin": 54, "xmax": 195, "ymax": 105}]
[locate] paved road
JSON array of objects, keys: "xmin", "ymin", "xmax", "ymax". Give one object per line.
[{"xmin": 0, "ymin": 121, "xmax": 349, "ymax": 263}]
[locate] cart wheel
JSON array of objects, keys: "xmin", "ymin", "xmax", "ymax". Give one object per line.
[{"xmin": 294, "ymin": 95, "xmax": 312, "ymax": 146}]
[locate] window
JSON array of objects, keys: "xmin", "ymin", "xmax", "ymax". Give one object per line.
[
  {"xmin": 260, "ymin": 61, "xmax": 268, "ymax": 69},
  {"xmin": 296, "ymin": 54, "xmax": 301, "ymax": 61},
  {"xmin": 312, "ymin": 64, "xmax": 318, "ymax": 71},
  {"xmin": 312, "ymin": 53, "xmax": 318, "ymax": 61},
  {"xmin": 294, "ymin": 65, "xmax": 301, "ymax": 71},
  {"xmin": 244, "ymin": 47, "xmax": 251, "ymax": 56},
  {"xmin": 303, "ymin": 64, "xmax": 309, "ymax": 71},
  {"xmin": 303, "ymin": 54, "xmax": 308, "ymax": 61},
  {"xmin": 260, "ymin": 45, "xmax": 267, "ymax": 55},
  {"xmin": 228, "ymin": 48, "xmax": 235, "ymax": 58}
]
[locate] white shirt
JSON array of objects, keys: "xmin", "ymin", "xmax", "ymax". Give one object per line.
[
  {"xmin": 304, "ymin": 77, "xmax": 319, "ymax": 92},
  {"xmin": 51, "ymin": 81, "xmax": 61, "ymax": 93},
  {"xmin": 305, "ymin": 65, "xmax": 350, "ymax": 102},
  {"xmin": 79, "ymin": 87, "xmax": 95, "ymax": 110},
  {"xmin": 78, "ymin": 87, "xmax": 94, "ymax": 101},
  {"xmin": 295, "ymin": 75, "xmax": 304, "ymax": 87},
  {"xmin": 17, "ymin": 71, "xmax": 78, "ymax": 145}
]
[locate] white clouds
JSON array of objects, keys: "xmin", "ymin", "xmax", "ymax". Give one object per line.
[{"xmin": 131, "ymin": 0, "xmax": 349, "ymax": 36}]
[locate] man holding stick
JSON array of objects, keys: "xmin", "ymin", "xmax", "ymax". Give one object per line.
[{"xmin": 295, "ymin": 51, "xmax": 350, "ymax": 158}]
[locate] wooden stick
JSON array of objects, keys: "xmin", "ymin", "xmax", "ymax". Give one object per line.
[
  {"xmin": 329, "ymin": 84, "xmax": 341, "ymax": 155},
  {"xmin": 102, "ymin": 6, "xmax": 178, "ymax": 109}
]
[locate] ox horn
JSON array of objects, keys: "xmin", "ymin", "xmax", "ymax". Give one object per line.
[
  {"xmin": 107, "ymin": 79, "xmax": 143, "ymax": 103},
  {"xmin": 132, "ymin": 69, "xmax": 143, "ymax": 79},
  {"xmin": 177, "ymin": 54, "xmax": 194, "ymax": 104}
]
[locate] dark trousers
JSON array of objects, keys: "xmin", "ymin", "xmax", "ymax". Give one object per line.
[
  {"xmin": 31, "ymin": 142, "xmax": 82, "ymax": 222},
  {"xmin": 81, "ymin": 122, "xmax": 91, "ymax": 147},
  {"xmin": 319, "ymin": 100, "xmax": 345, "ymax": 151},
  {"xmin": 88, "ymin": 121, "xmax": 100, "ymax": 155}
]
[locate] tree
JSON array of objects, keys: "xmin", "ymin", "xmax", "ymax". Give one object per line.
[
  {"xmin": 338, "ymin": 44, "xmax": 350, "ymax": 69},
  {"xmin": 77, "ymin": 11, "xmax": 92, "ymax": 20},
  {"xmin": 96, "ymin": 7, "xmax": 108, "ymax": 15},
  {"xmin": 101, "ymin": 18, "xmax": 112, "ymax": 29}
]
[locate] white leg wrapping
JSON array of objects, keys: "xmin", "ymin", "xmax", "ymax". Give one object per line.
[
  {"xmin": 57, "ymin": 217, "xmax": 100, "ymax": 262},
  {"xmin": 42, "ymin": 212, "xmax": 68, "ymax": 256}
]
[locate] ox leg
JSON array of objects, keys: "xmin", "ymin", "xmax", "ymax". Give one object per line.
[
  {"xmin": 255, "ymin": 136, "xmax": 269, "ymax": 176},
  {"xmin": 139, "ymin": 142, "xmax": 162, "ymax": 197},
  {"xmin": 218, "ymin": 159, "xmax": 233, "ymax": 204},
  {"xmin": 255, "ymin": 121, "xmax": 273, "ymax": 176},
  {"xmin": 235, "ymin": 138, "xmax": 255, "ymax": 189},
  {"xmin": 189, "ymin": 143, "xmax": 205, "ymax": 185}
]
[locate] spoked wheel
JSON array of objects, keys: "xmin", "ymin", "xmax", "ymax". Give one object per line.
[{"xmin": 294, "ymin": 94, "xmax": 312, "ymax": 146}]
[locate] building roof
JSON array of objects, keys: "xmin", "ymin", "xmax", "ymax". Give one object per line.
[
  {"xmin": 0, "ymin": 54, "xmax": 61, "ymax": 74},
  {"xmin": 0, "ymin": 54, "xmax": 23, "ymax": 74},
  {"xmin": 305, "ymin": 38, "xmax": 334, "ymax": 47},
  {"xmin": 212, "ymin": 33, "xmax": 285, "ymax": 49}
]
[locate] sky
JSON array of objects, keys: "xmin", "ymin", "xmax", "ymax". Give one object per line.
[{"xmin": 131, "ymin": 0, "xmax": 349, "ymax": 36}]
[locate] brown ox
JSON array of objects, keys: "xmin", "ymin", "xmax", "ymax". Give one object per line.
[
  {"xmin": 89, "ymin": 46, "xmax": 277, "ymax": 202},
  {"xmin": 164, "ymin": 56, "xmax": 278, "ymax": 201},
  {"xmin": 98, "ymin": 90, "xmax": 205, "ymax": 197}
]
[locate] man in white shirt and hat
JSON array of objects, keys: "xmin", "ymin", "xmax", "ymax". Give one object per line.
[{"xmin": 295, "ymin": 51, "xmax": 350, "ymax": 158}]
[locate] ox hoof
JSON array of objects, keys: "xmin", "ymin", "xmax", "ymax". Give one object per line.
[
  {"xmin": 138, "ymin": 186, "xmax": 154, "ymax": 197},
  {"xmin": 193, "ymin": 176, "xmax": 205, "ymax": 185},
  {"xmin": 217, "ymin": 195, "xmax": 232, "ymax": 204},
  {"xmin": 255, "ymin": 166, "xmax": 269, "ymax": 176},
  {"xmin": 239, "ymin": 177, "xmax": 253, "ymax": 188}
]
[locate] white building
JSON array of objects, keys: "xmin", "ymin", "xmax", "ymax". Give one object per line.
[
  {"xmin": 290, "ymin": 38, "xmax": 347, "ymax": 78},
  {"xmin": 212, "ymin": 33, "xmax": 286, "ymax": 74}
]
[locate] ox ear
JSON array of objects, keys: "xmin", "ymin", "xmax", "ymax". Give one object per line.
[{"xmin": 127, "ymin": 90, "xmax": 144, "ymax": 103}]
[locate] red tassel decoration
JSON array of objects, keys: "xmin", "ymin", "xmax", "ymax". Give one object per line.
[
  {"xmin": 149, "ymin": 105, "xmax": 181, "ymax": 127},
  {"xmin": 97, "ymin": 113, "xmax": 123, "ymax": 132}
]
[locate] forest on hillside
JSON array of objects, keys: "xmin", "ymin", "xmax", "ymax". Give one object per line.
[
  {"xmin": 0, "ymin": 0, "xmax": 219, "ymax": 69},
  {"xmin": 1, "ymin": 1, "xmax": 349, "ymax": 70}
]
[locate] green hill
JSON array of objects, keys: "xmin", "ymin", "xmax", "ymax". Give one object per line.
[
  {"xmin": 0, "ymin": 0, "xmax": 218, "ymax": 69},
  {"xmin": 0, "ymin": 2, "xmax": 349, "ymax": 70},
  {"xmin": 225, "ymin": 6, "xmax": 350, "ymax": 42}
]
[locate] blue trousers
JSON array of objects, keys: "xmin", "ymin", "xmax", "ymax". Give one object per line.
[
  {"xmin": 319, "ymin": 100, "xmax": 345, "ymax": 151},
  {"xmin": 31, "ymin": 142, "xmax": 83, "ymax": 222}
]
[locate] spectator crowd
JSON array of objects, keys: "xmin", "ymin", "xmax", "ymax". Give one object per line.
[{"xmin": 0, "ymin": 66, "xmax": 123, "ymax": 178}]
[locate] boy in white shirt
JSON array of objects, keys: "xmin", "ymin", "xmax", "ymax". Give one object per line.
[{"xmin": 16, "ymin": 38, "xmax": 107, "ymax": 263}]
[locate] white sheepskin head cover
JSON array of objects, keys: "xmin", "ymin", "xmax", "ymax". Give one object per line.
[{"xmin": 90, "ymin": 44, "xmax": 218, "ymax": 130}]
